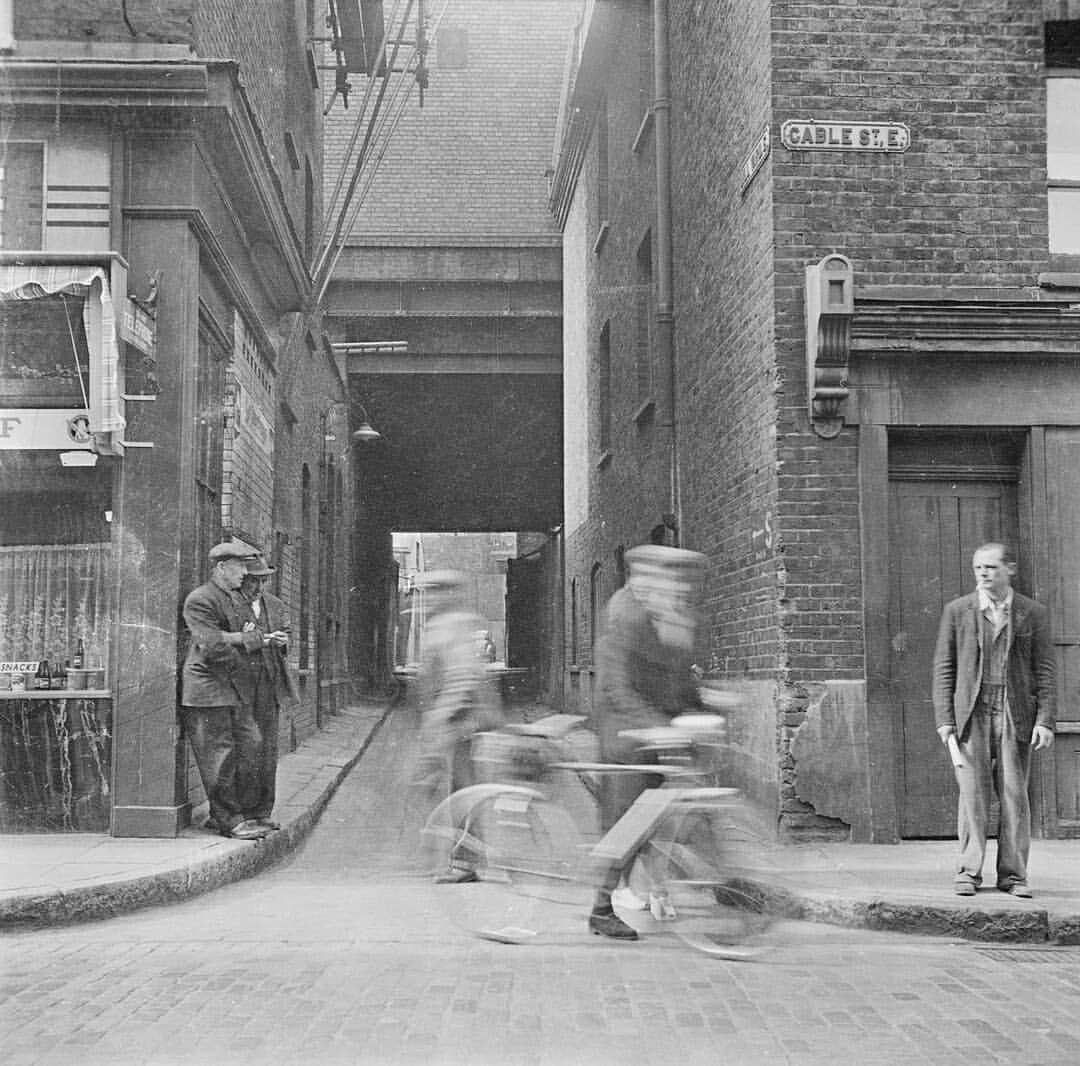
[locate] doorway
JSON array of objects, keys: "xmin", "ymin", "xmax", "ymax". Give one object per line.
[{"xmin": 887, "ymin": 430, "xmax": 1023, "ymax": 838}]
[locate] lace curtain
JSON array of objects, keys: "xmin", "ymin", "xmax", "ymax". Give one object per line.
[{"xmin": 0, "ymin": 544, "xmax": 111, "ymax": 667}]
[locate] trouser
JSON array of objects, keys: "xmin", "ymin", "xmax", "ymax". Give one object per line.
[
  {"xmin": 954, "ymin": 688, "xmax": 1032, "ymax": 889},
  {"xmin": 244, "ymin": 667, "xmax": 279, "ymax": 821},
  {"xmin": 181, "ymin": 704, "xmax": 262, "ymax": 832},
  {"xmin": 446, "ymin": 735, "xmax": 481, "ymax": 872},
  {"xmin": 593, "ymin": 753, "xmax": 664, "ymax": 915}
]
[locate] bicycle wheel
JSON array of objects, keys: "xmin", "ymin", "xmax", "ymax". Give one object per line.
[
  {"xmin": 421, "ymin": 785, "xmax": 588, "ymax": 944},
  {"xmin": 634, "ymin": 799, "xmax": 774, "ymax": 959}
]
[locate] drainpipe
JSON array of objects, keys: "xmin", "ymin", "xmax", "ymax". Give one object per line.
[{"xmin": 653, "ymin": 0, "xmax": 680, "ymax": 545}]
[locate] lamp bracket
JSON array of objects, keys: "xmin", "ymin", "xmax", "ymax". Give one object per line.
[{"xmin": 805, "ymin": 253, "xmax": 854, "ymax": 439}]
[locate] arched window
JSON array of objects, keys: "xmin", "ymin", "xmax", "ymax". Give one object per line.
[
  {"xmin": 570, "ymin": 577, "xmax": 579, "ymax": 665},
  {"xmin": 300, "ymin": 463, "xmax": 312, "ymax": 671},
  {"xmin": 589, "ymin": 563, "xmax": 603, "ymax": 656}
]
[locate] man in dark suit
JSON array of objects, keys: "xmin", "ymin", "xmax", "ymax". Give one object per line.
[
  {"xmin": 589, "ymin": 544, "xmax": 707, "ymax": 939},
  {"xmin": 180, "ymin": 538, "xmax": 273, "ymax": 841},
  {"xmin": 932, "ymin": 542, "xmax": 1056, "ymax": 898},
  {"xmin": 237, "ymin": 554, "xmax": 297, "ymax": 831}
]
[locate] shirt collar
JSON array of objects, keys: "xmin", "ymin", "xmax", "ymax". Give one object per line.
[{"xmin": 977, "ymin": 587, "xmax": 1013, "ymax": 613}]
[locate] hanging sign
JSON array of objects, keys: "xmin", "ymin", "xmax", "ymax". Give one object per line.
[
  {"xmin": 780, "ymin": 119, "xmax": 911, "ymax": 153},
  {"xmin": 0, "ymin": 409, "xmax": 94, "ymax": 450}
]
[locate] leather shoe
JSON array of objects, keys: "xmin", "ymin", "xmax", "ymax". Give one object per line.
[
  {"xmin": 222, "ymin": 819, "xmax": 272, "ymax": 841},
  {"xmin": 1002, "ymin": 882, "xmax": 1033, "ymax": 898},
  {"xmin": 589, "ymin": 911, "xmax": 639, "ymax": 940},
  {"xmin": 434, "ymin": 867, "xmax": 479, "ymax": 884},
  {"xmin": 953, "ymin": 881, "xmax": 976, "ymax": 896}
]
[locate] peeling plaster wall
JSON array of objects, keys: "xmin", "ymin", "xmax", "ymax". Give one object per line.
[{"xmin": 790, "ymin": 681, "xmax": 871, "ymax": 841}]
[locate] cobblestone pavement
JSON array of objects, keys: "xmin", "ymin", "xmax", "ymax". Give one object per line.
[{"xmin": 4, "ymin": 704, "xmax": 1080, "ymax": 1066}]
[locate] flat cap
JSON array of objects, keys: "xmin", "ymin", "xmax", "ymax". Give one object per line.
[
  {"xmin": 624, "ymin": 544, "xmax": 707, "ymax": 574},
  {"xmin": 414, "ymin": 569, "xmax": 465, "ymax": 590},
  {"xmin": 245, "ymin": 554, "xmax": 275, "ymax": 577},
  {"xmin": 209, "ymin": 538, "xmax": 258, "ymax": 563}
]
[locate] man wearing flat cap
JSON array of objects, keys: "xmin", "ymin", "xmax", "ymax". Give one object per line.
[
  {"xmin": 180, "ymin": 539, "xmax": 275, "ymax": 840},
  {"xmin": 237, "ymin": 554, "xmax": 297, "ymax": 831},
  {"xmin": 589, "ymin": 543, "xmax": 709, "ymax": 939}
]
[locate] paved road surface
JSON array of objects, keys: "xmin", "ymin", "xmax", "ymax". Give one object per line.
[{"xmin": 4, "ymin": 704, "xmax": 1080, "ymax": 1066}]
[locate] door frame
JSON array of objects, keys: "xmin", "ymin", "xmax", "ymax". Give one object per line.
[{"xmin": 860, "ymin": 424, "xmax": 1051, "ymax": 842}]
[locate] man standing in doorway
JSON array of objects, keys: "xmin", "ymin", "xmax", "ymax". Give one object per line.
[
  {"xmin": 238, "ymin": 553, "xmax": 297, "ymax": 831},
  {"xmin": 932, "ymin": 542, "xmax": 1056, "ymax": 898}
]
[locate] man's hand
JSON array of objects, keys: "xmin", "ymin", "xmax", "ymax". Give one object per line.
[
  {"xmin": 264, "ymin": 630, "xmax": 289, "ymax": 648},
  {"xmin": 1032, "ymin": 725, "xmax": 1055, "ymax": 751},
  {"xmin": 945, "ymin": 733, "xmax": 968, "ymax": 769}
]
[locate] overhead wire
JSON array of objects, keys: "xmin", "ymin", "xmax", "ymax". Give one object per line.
[
  {"xmin": 313, "ymin": 0, "xmax": 451, "ymax": 304},
  {"xmin": 316, "ymin": 0, "xmax": 407, "ymax": 258},
  {"xmin": 313, "ymin": 0, "xmax": 418, "ymax": 289}
]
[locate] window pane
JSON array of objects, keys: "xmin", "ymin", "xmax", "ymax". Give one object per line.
[
  {"xmin": 0, "ymin": 143, "xmax": 44, "ymax": 250},
  {"xmin": 1049, "ymin": 187, "xmax": 1080, "ymax": 253},
  {"xmin": 1048, "ymin": 80, "xmax": 1080, "ymax": 179}
]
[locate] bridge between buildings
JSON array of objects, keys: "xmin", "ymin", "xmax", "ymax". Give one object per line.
[{"xmin": 325, "ymin": 240, "xmax": 564, "ymax": 687}]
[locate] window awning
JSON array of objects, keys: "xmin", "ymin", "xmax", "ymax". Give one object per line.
[{"xmin": 0, "ymin": 264, "xmax": 124, "ymax": 435}]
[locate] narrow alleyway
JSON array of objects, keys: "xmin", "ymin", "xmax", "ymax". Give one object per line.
[{"xmin": 4, "ymin": 703, "xmax": 1080, "ymax": 1066}]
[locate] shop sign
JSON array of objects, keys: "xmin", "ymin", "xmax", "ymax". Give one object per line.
[
  {"xmin": 1, "ymin": 662, "xmax": 38, "ymax": 673},
  {"xmin": 780, "ymin": 119, "xmax": 911, "ymax": 153},
  {"xmin": 740, "ymin": 124, "xmax": 771, "ymax": 194},
  {"xmin": 120, "ymin": 301, "xmax": 155, "ymax": 355},
  {"xmin": 0, "ymin": 409, "xmax": 94, "ymax": 450}
]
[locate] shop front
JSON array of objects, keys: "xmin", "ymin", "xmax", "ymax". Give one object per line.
[{"xmin": 0, "ymin": 253, "xmax": 154, "ymax": 831}]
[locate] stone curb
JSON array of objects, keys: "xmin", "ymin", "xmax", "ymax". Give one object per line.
[
  {"xmin": 0, "ymin": 700, "xmax": 395, "ymax": 931},
  {"xmin": 725, "ymin": 877, "xmax": 1080, "ymax": 945}
]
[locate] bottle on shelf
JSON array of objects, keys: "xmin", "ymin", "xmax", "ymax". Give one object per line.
[
  {"xmin": 51, "ymin": 660, "xmax": 68, "ymax": 690},
  {"xmin": 72, "ymin": 638, "xmax": 85, "ymax": 670},
  {"xmin": 10, "ymin": 671, "xmax": 26, "ymax": 692},
  {"xmin": 34, "ymin": 659, "xmax": 52, "ymax": 690}
]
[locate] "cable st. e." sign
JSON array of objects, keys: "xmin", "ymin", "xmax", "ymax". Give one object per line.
[{"xmin": 780, "ymin": 119, "xmax": 910, "ymax": 153}]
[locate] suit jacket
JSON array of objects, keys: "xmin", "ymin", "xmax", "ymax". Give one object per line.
[
  {"xmin": 932, "ymin": 590, "xmax": 1056, "ymax": 741},
  {"xmin": 593, "ymin": 585, "xmax": 702, "ymax": 762},
  {"xmin": 180, "ymin": 576, "xmax": 263, "ymax": 708},
  {"xmin": 236, "ymin": 589, "xmax": 299, "ymax": 706}
]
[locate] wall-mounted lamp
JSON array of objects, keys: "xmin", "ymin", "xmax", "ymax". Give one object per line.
[{"xmin": 352, "ymin": 404, "xmax": 382, "ymax": 443}]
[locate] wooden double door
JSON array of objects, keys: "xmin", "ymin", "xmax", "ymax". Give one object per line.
[{"xmin": 888, "ymin": 429, "xmax": 1080, "ymax": 838}]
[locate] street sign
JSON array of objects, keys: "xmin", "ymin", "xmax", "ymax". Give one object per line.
[{"xmin": 780, "ymin": 119, "xmax": 910, "ymax": 153}]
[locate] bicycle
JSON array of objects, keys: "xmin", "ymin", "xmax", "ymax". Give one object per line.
[{"xmin": 419, "ymin": 706, "xmax": 775, "ymax": 959}]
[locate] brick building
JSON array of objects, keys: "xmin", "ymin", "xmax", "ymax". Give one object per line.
[
  {"xmin": 551, "ymin": 0, "xmax": 1080, "ymax": 842},
  {"xmin": 0, "ymin": 1, "xmax": 357, "ymax": 835}
]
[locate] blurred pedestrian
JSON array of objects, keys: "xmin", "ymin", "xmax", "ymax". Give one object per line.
[
  {"xmin": 932, "ymin": 541, "xmax": 1056, "ymax": 898},
  {"xmin": 589, "ymin": 544, "xmax": 708, "ymax": 939},
  {"xmin": 237, "ymin": 553, "xmax": 297, "ymax": 832},
  {"xmin": 180, "ymin": 539, "xmax": 271, "ymax": 840},
  {"xmin": 414, "ymin": 569, "xmax": 503, "ymax": 882}
]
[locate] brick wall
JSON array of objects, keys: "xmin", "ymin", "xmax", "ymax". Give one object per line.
[
  {"xmin": 195, "ymin": 0, "xmax": 322, "ymax": 267},
  {"xmin": 561, "ymin": 2, "xmax": 681, "ymax": 709},
  {"xmin": 14, "ymin": 0, "xmax": 193, "ymax": 43}
]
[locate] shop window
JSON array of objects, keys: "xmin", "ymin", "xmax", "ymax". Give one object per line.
[
  {"xmin": 0, "ymin": 294, "xmax": 88, "ymax": 408},
  {"xmin": 193, "ymin": 324, "xmax": 225, "ymax": 570},
  {"xmin": 1047, "ymin": 22, "xmax": 1080, "ymax": 253},
  {"xmin": 0, "ymin": 142, "xmax": 44, "ymax": 250}
]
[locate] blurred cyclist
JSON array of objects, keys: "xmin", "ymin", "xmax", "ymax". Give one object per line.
[{"xmin": 589, "ymin": 544, "xmax": 709, "ymax": 940}]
